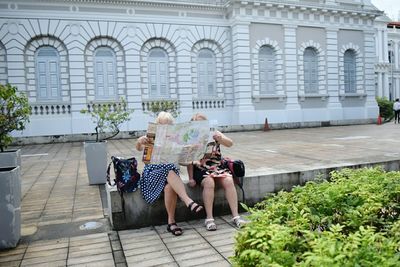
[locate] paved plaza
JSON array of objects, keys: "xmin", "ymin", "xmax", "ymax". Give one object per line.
[{"xmin": 0, "ymin": 122, "xmax": 399, "ymax": 266}]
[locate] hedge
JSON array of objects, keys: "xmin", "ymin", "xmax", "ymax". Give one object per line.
[{"xmin": 232, "ymin": 167, "xmax": 400, "ymax": 266}]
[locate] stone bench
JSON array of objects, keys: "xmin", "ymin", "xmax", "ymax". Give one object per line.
[{"xmin": 106, "ymin": 159, "xmax": 400, "ymax": 230}]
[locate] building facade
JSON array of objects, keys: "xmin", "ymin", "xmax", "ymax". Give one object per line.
[{"xmin": 0, "ymin": 0, "xmax": 383, "ymax": 140}]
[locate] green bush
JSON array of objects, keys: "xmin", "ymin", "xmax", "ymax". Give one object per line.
[
  {"xmin": 146, "ymin": 100, "xmax": 180, "ymax": 118},
  {"xmin": 376, "ymin": 97, "xmax": 394, "ymax": 122},
  {"xmin": 0, "ymin": 83, "xmax": 30, "ymax": 152},
  {"xmin": 232, "ymin": 167, "xmax": 400, "ymax": 266}
]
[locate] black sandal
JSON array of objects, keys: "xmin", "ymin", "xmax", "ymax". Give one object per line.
[
  {"xmin": 167, "ymin": 223, "xmax": 183, "ymax": 236},
  {"xmin": 188, "ymin": 201, "xmax": 203, "ymax": 213}
]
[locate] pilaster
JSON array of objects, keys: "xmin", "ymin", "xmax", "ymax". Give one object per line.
[
  {"xmin": 231, "ymin": 22, "xmax": 255, "ymax": 124},
  {"xmin": 326, "ymin": 29, "xmax": 342, "ymax": 119},
  {"xmin": 283, "ymin": 24, "xmax": 301, "ymax": 122},
  {"xmin": 364, "ymin": 30, "xmax": 379, "ymax": 118}
]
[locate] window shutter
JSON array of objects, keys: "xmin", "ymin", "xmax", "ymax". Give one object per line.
[
  {"xmin": 259, "ymin": 46, "xmax": 276, "ymax": 94},
  {"xmin": 35, "ymin": 46, "xmax": 60, "ymax": 101},
  {"xmin": 148, "ymin": 48, "xmax": 169, "ymax": 97},
  {"xmin": 344, "ymin": 50, "xmax": 356, "ymax": 93},
  {"xmin": 197, "ymin": 49, "xmax": 216, "ymax": 97},
  {"xmin": 304, "ymin": 48, "xmax": 318, "ymax": 94},
  {"xmin": 94, "ymin": 47, "xmax": 116, "ymax": 99}
]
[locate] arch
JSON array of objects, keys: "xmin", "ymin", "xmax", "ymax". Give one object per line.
[
  {"xmin": 339, "ymin": 43, "xmax": 363, "ymax": 94},
  {"xmin": 140, "ymin": 38, "xmax": 177, "ymax": 99},
  {"xmin": 191, "ymin": 40, "xmax": 224, "ymax": 99},
  {"xmin": 298, "ymin": 40, "xmax": 326, "ymax": 96},
  {"xmin": 252, "ymin": 38, "xmax": 284, "ymax": 98},
  {"xmin": 25, "ymin": 36, "xmax": 70, "ymax": 103},
  {"xmin": 84, "ymin": 37, "xmax": 125, "ymax": 101},
  {"xmin": 0, "ymin": 42, "xmax": 7, "ymax": 85}
]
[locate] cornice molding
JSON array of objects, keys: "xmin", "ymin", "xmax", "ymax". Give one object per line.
[{"xmin": 29, "ymin": 0, "xmax": 228, "ymax": 11}]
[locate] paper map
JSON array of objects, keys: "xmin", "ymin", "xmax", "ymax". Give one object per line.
[{"xmin": 150, "ymin": 120, "xmax": 210, "ymax": 164}]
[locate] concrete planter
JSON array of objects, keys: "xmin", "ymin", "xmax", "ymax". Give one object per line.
[
  {"xmin": 0, "ymin": 149, "xmax": 21, "ymax": 168},
  {"xmin": 84, "ymin": 141, "xmax": 107, "ymax": 185},
  {"xmin": 0, "ymin": 166, "xmax": 21, "ymax": 249}
]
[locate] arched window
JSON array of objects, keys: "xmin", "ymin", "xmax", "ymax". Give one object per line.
[
  {"xmin": 303, "ymin": 47, "xmax": 318, "ymax": 94},
  {"xmin": 258, "ymin": 46, "xmax": 275, "ymax": 94},
  {"xmin": 197, "ymin": 49, "xmax": 216, "ymax": 97},
  {"xmin": 148, "ymin": 48, "xmax": 168, "ymax": 97},
  {"xmin": 344, "ymin": 49, "xmax": 356, "ymax": 93},
  {"xmin": 35, "ymin": 46, "xmax": 60, "ymax": 100},
  {"xmin": 94, "ymin": 47, "xmax": 116, "ymax": 99}
]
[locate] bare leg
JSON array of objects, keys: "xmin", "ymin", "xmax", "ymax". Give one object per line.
[
  {"xmin": 166, "ymin": 170, "xmax": 196, "ymax": 207},
  {"xmin": 201, "ymin": 177, "xmax": 215, "ymax": 219},
  {"xmin": 164, "ymin": 184, "xmax": 177, "ymax": 224},
  {"xmin": 216, "ymin": 175, "xmax": 239, "ymax": 218}
]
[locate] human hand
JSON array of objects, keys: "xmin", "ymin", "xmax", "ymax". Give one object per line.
[
  {"xmin": 188, "ymin": 179, "xmax": 196, "ymax": 187},
  {"xmin": 213, "ymin": 131, "xmax": 223, "ymax": 142},
  {"xmin": 139, "ymin": 136, "xmax": 149, "ymax": 145}
]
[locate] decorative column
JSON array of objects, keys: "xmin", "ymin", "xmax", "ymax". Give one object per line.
[
  {"xmin": 326, "ymin": 29, "xmax": 342, "ymax": 120},
  {"xmin": 283, "ymin": 25, "xmax": 301, "ymax": 122},
  {"xmin": 377, "ymin": 30, "xmax": 382, "ymax": 62},
  {"xmin": 231, "ymin": 22, "xmax": 255, "ymax": 125},
  {"xmin": 364, "ymin": 30, "xmax": 379, "ymax": 118},
  {"xmin": 383, "ymin": 30, "xmax": 389, "ymax": 63},
  {"xmin": 176, "ymin": 30, "xmax": 194, "ymax": 121},
  {"xmin": 383, "ymin": 73, "xmax": 389, "ymax": 99},
  {"xmin": 395, "ymin": 41, "xmax": 399, "ymax": 70}
]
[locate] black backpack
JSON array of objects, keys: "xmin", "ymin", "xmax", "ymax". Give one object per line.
[
  {"xmin": 106, "ymin": 156, "xmax": 141, "ymax": 193},
  {"xmin": 106, "ymin": 156, "xmax": 141, "ymax": 216}
]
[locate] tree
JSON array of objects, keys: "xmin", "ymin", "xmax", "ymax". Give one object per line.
[{"xmin": 0, "ymin": 84, "xmax": 30, "ymax": 152}]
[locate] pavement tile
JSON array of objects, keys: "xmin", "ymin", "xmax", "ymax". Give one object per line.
[
  {"xmin": 20, "ymin": 253, "xmax": 67, "ymax": 266},
  {"xmin": 67, "ymin": 252, "xmax": 114, "ymax": 265},
  {"xmin": 112, "ymin": 250, "xmax": 126, "ymax": 264},
  {"xmin": 123, "ymin": 243, "xmax": 167, "ymax": 257},
  {"xmin": 69, "ymin": 236, "xmax": 109, "ymax": 247},
  {"xmin": 22, "ymin": 260, "xmax": 66, "ymax": 267},
  {"xmin": 178, "ymin": 254, "xmax": 227, "ymax": 267},
  {"xmin": 121, "ymin": 238, "xmax": 162, "ymax": 250},
  {"xmin": 168, "ymin": 243, "xmax": 212, "ymax": 255},
  {"xmin": 0, "ymin": 260, "xmax": 20, "ymax": 267},
  {"xmin": 24, "ymin": 247, "xmax": 68, "ymax": 259},
  {"xmin": 68, "ymin": 246, "xmax": 112, "ymax": 258},
  {"xmin": 174, "ymin": 248, "xmax": 217, "ymax": 261},
  {"xmin": 0, "ymin": 246, "xmax": 27, "ymax": 257},
  {"xmin": 0, "ymin": 253, "xmax": 24, "ymax": 263},
  {"xmin": 124, "ymin": 248, "xmax": 171, "ymax": 263},
  {"xmin": 126, "ymin": 255, "xmax": 175, "ymax": 267},
  {"xmin": 68, "ymin": 259, "xmax": 115, "ymax": 267}
]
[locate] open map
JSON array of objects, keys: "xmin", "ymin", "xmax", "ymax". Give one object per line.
[{"xmin": 150, "ymin": 120, "xmax": 210, "ymax": 165}]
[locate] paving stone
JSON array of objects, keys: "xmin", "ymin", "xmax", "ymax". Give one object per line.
[
  {"xmin": 112, "ymin": 250, "xmax": 126, "ymax": 264},
  {"xmin": 111, "ymin": 240, "xmax": 122, "ymax": 251},
  {"xmin": 20, "ymin": 253, "xmax": 67, "ymax": 266},
  {"xmin": 125, "ymin": 249, "xmax": 170, "ymax": 263},
  {"xmin": 116, "ymin": 263, "xmax": 128, "ymax": 267},
  {"xmin": 168, "ymin": 243, "xmax": 211, "ymax": 255},
  {"xmin": 174, "ymin": 248, "xmax": 217, "ymax": 261},
  {"xmin": 69, "ymin": 236, "xmax": 109, "ymax": 247},
  {"xmin": 67, "ymin": 252, "xmax": 113, "ymax": 265},
  {"xmin": 68, "ymin": 259, "xmax": 115, "ymax": 267},
  {"xmin": 0, "ymin": 260, "xmax": 20, "ymax": 267},
  {"xmin": 68, "ymin": 246, "xmax": 112, "ymax": 258},
  {"xmin": 69, "ymin": 241, "xmax": 110, "ymax": 252},
  {"xmin": 24, "ymin": 247, "xmax": 68, "ymax": 259},
  {"xmin": 123, "ymin": 244, "xmax": 166, "ymax": 257},
  {"xmin": 0, "ymin": 253, "xmax": 24, "ymax": 263},
  {"xmin": 178, "ymin": 254, "xmax": 226, "ymax": 267},
  {"xmin": 0, "ymin": 246, "xmax": 27, "ymax": 257},
  {"xmin": 126, "ymin": 255, "xmax": 175, "ymax": 267},
  {"xmin": 22, "ymin": 260, "xmax": 66, "ymax": 267}
]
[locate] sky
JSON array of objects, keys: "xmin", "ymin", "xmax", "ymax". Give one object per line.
[{"xmin": 371, "ymin": 0, "xmax": 400, "ymax": 21}]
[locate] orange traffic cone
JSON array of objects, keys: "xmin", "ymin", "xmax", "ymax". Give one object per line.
[{"xmin": 377, "ymin": 115, "xmax": 382, "ymax": 125}]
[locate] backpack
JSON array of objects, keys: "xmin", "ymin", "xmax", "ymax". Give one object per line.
[
  {"xmin": 106, "ymin": 156, "xmax": 141, "ymax": 216},
  {"xmin": 222, "ymin": 158, "xmax": 246, "ymax": 202},
  {"xmin": 106, "ymin": 156, "xmax": 141, "ymax": 193}
]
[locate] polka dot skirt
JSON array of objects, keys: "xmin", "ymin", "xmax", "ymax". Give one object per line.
[{"xmin": 140, "ymin": 163, "xmax": 179, "ymax": 204}]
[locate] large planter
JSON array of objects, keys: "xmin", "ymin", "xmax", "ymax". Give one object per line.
[
  {"xmin": 84, "ymin": 141, "xmax": 107, "ymax": 185},
  {"xmin": 0, "ymin": 166, "xmax": 21, "ymax": 249},
  {"xmin": 0, "ymin": 149, "xmax": 21, "ymax": 168}
]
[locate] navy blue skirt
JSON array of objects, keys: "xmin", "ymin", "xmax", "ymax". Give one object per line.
[{"xmin": 140, "ymin": 163, "xmax": 179, "ymax": 204}]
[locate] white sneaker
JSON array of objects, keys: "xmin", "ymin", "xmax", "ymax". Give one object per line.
[{"xmin": 232, "ymin": 216, "xmax": 248, "ymax": 228}]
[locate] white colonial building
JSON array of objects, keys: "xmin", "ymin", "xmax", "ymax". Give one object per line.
[{"xmin": 0, "ymin": 0, "xmax": 385, "ymax": 140}]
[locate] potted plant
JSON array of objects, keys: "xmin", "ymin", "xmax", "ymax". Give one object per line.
[
  {"xmin": 0, "ymin": 83, "xmax": 30, "ymax": 168},
  {"xmin": 80, "ymin": 98, "xmax": 132, "ymax": 185},
  {"xmin": 0, "ymin": 83, "xmax": 30, "ymax": 249}
]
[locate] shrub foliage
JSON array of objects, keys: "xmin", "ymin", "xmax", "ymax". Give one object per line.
[
  {"xmin": 376, "ymin": 97, "xmax": 394, "ymax": 122},
  {"xmin": 232, "ymin": 168, "xmax": 400, "ymax": 266}
]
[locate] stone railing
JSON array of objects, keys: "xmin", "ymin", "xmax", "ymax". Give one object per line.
[
  {"xmin": 29, "ymin": 103, "xmax": 71, "ymax": 115},
  {"xmin": 141, "ymin": 100, "xmax": 179, "ymax": 113},
  {"xmin": 192, "ymin": 99, "xmax": 225, "ymax": 109},
  {"xmin": 86, "ymin": 102, "xmax": 127, "ymax": 113}
]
